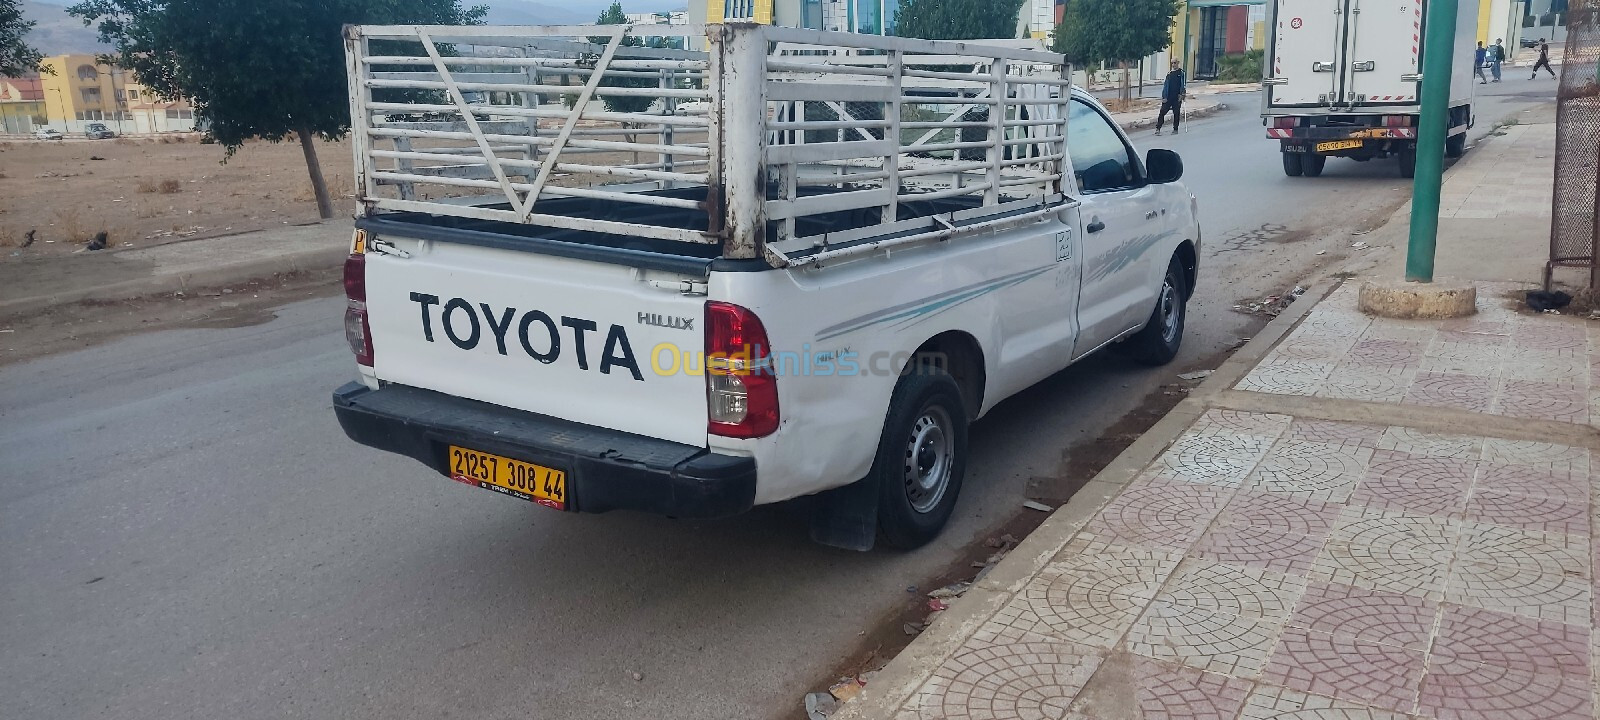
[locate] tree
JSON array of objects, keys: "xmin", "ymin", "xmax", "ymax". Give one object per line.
[
  {"xmin": 893, "ymin": 0, "xmax": 1027, "ymax": 41},
  {"xmin": 1, "ymin": 0, "xmax": 43, "ymax": 76},
  {"xmin": 68, "ymin": 0, "xmax": 486, "ymax": 219},
  {"xmin": 1054, "ymin": 0, "xmax": 1178, "ymax": 109},
  {"xmin": 590, "ymin": 1, "xmax": 652, "ymax": 115}
]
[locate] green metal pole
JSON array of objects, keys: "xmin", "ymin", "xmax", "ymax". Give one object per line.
[{"xmin": 1404, "ymin": 0, "xmax": 1460, "ymax": 283}]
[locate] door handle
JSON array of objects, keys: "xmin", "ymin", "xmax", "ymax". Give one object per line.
[{"xmin": 1086, "ymin": 220, "xmax": 1106, "ymax": 233}]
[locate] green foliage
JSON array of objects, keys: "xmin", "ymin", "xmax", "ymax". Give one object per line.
[
  {"xmin": 1, "ymin": 0, "xmax": 43, "ymax": 76},
  {"xmin": 893, "ymin": 0, "xmax": 1026, "ymax": 40},
  {"xmin": 1214, "ymin": 49, "xmax": 1263, "ymax": 84},
  {"xmin": 590, "ymin": 1, "xmax": 653, "ymax": 115},
  {"xmin": 67, "ymin": 0, "xmax": 487, "ymax": 152},
  {"xmin": 1053, "ymin": 0, "xmax": 1178, "ymax": 66}
]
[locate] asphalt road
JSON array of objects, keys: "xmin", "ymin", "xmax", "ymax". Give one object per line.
[{"xmin": 0, "ymin": 79, "xmax": 1556, "ymax": 720}]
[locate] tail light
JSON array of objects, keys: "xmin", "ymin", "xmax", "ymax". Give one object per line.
[
  {"xmin": 1384, "ymin": 115, "xmax": 1412, "ymax": 127},
  {"xmin": 1272, "ymin": 116, "xmax": 1297, "ymax": 129},
  {"xmin": 705, "ymin": 301, "xmax": 778, "ymax": 438},
  {"xmin": 343, "ymin": 251, "xmax": 374, "ymax": 367}
]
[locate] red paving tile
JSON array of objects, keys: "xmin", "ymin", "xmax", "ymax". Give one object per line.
[
  {"xmin": 1350, "ymin": 472, "xmax": 1470, "ymax": 516},
  {"xmin": 1071, "ymin": 657, "xmax": 1253, "ymax": 720},
  {"xmin": 1287, "ymin": 581, "xmax": 1438, "ymax": 650},
  {"xmin": 1083, "ymin": 479, "xmax": 1230, "ymax": 552},
  {"xmin": 1432, "ymin": 605, "xmax": 1590, "ymax": 674},
  {"xmin": 1218, "ymin": 492, "xmax": 1341, "ymax": 536},
  {"xmin": 1260, "ymin": 626, "xmax": 1425, "ymax": 713},
  {"xmin": 1364, "ymin": 453, "xmax": 1478, "ymax": 485},
  {"xmin": 1464, "ymin": 489, "xmax": 1589, "ymax": 535},
  {"xmin": 1192, "ymin": 524, "xmax": 1326, "ymax": 575},
  {"xmin": 1416, "ymin": 657, "xmax": 1592, "ymax": 720},
  {"xmin": 1405, "ymin": 373, "xmax": 1495, "ymax": 412}
]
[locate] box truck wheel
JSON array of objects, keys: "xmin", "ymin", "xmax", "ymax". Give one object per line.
[
  {"xmin": 1398, "ymin": 149, "xmax": 1416, "ymax": 178},
  {"xmin": 873, "ymin": 363, "xmax": 968, "ymax": 550},
  {"xmin": 1303, "ymin": 154, "xmax": 1327, "ymax": 177},
  {"xmin": 1446, "ymin": 133, "xmax": 1467, "ymax": 158},
  {"xmin": 1282, "ymin": 151, "xmax": 1304, "ymax": 177}
]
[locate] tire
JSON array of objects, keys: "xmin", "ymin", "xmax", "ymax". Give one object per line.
[
  {"xmin": 1122, "ymin": 257, "xmax": 1188, "ymax": 366},
  {"xmin": 872, "ymin": 364, "xmax": 968, "ymax": 550},
  {"xmin": 1282, "ymin": 150, "xmax": 1304, "ymax": 177},
  {"xmin": 1446, "ymin": 132, "xmax": 1467, "ymax": 158},
  {"xmin": 1303, "ymin": 154, "xmax": 1327, "ymax": 177},
  {"xmin": 1398, "ymin": 148, "xmax": 1416, "ymax": 178}
]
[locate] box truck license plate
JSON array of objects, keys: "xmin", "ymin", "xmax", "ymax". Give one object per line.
[
  {"xmin": 1316, "ymin": 139, "xmax": 1363, "ymax": 152},
  {"xmin": 448, "ymin": 445, "xmax": 567, "ymax": 509}
]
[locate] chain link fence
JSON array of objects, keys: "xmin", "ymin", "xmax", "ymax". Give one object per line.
[{"xmin": 1549, "ymin": 1, "xmax": 1600, "ymax": 288}]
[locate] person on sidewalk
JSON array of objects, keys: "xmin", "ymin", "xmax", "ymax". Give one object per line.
[
  {"xmin": 1490, "ymin": 39, "xmax": 1505, "ymax": 82},
  {"xmin": 1155, "ymin": 60, "xmax": 1185, "ymax": 136},
  {"xmin": 1531, "ymin": 38, "xmax": 1557, "ymax": 79},
  {"xmin": 1474, "ymin": 42, "xmax": 1489, "ymax": 84}
]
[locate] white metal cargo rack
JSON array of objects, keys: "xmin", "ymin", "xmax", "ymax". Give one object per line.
[{"xmin": 345, "ymin": 23, "xmax": 1072, "ymax": 268}]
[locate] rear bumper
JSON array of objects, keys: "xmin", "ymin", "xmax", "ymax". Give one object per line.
[
  {"xmin": 1266, "ymin": 127, "xmax": 1418, "ymax": 141},
  {"xmin": 331, "ymin": 382, "xmax": 757, "ymax": 518}
]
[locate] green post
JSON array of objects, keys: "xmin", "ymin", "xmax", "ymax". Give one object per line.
[{"xmin": 1404, "ymin": 0, "xmax": 1460, "ymax": 283}]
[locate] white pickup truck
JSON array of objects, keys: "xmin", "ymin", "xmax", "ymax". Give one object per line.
[{"xmin": 332, "ymin": 23, "xmax": 1201, "ymax": 549}]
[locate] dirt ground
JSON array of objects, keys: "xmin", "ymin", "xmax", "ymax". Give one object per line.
[{"xmin": 0, "ymin": 135, "xmax": 354, "ymax": 257}]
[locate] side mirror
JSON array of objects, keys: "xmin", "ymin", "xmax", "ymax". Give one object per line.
[{"xmin": 1146, "ymin": 148, "xmax": 1183, "ymax": 184}]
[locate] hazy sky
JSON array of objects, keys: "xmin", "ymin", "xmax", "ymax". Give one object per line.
[{"xmin": 31, "ymin": 0, "xmax": 688, "ymax": 9}]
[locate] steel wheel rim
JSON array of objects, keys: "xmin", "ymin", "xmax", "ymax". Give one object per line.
[
  {"xmin": 904, "ymin": 406, "xmax": 953, "ymax": 514},
  {"xmin": 1158, "ymin": 278, "xmax": 1180, "ymax": 344}
]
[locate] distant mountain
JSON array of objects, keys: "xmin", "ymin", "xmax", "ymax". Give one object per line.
[{"xmin": 19, "ymin": 0, "xmax": 111, "ymax": 56}]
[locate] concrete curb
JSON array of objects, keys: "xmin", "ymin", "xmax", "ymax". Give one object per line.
[
  {"xmin": 835, "ymin": 277, "xmax": 1337, "ymax": 720},
  {"xmin": 0, "ymin": 245, "xmax": 346, "ymax": 318}
]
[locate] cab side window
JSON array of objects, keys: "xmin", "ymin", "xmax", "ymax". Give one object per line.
[{"xmin": 1067, "ymin": 99, "xmax": 1142, "ymax": 193}]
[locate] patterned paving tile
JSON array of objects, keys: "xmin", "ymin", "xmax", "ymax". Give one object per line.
[
  {"xmin": 1444, "ymin": 560, "xmax": 1592, "ymax": 625},
  {"xmin": 1083, "ymin": 479, "xmax": 1231, "ymax": 552},
  {"xmin": 1245, "ymin": 442, "xmax": 1372, "ymax": 503},
  {"xmin": 1419, "ymin": 355, "xmax": 1502, "ymax": 377},
  {"xmin": 1219, "ymin": 491, "xmax": 1341, "ymax": 536},
  {"xmin": 1464, "ymin": 489, "xmax": 1589, "ymax": 535},
  {"xmin": 977, "ymin": 586, "xmax": 1145, "ymax": 651},
  {"xmin": 1455, "ymin": 521, "xmax": 1588, "ymax": 576},
  {"xmin": 1376, "ymin": 428, "xmax": 1483, "ymax": 460},
  {"xmin": 1237, "ymin": 685, "xmax": 1411, "ymax": 720},
  {"xmin": 1500, "ymin": 355, "xmax": 1589, "ymax": 383},
  {"xmin": 1125, "ymin": 600, "xmax": 1281, "ymax": 679},
  {"xmin": 1345, "ymin": 339, "xmax": 1426, "ymax": 367},
  {"xmin": 1192, "ymin": 524, "xmax": 1327, "ymax": 575},
  {"xmin": 1314, "ymin": 370, "xmax": 1413, "ymax": 403},
  {"xmin": 1491, "ymin": 394, "xmax": 1590, "ymax": 423},
  {"xmin": 977, "ymin": 536, "xmax": 1182, "ymax": 649},
  {"xmin": 1237, "ymin": 366, "xmax": 1326, "ymax": 397},
  {"xmin": 1480, "ymin": 439, "xmax": 1590, "ymax": 474},
  {"xmin": 1405, "ymin": 373, "xmax": 1495, "ymax": 412},
  {"xmin": 1066, "ymin": 654, "xmax": 1252, "ymax": 720},
  {"xmin": 1150, "ymin": 433, "xmax": 1277, "ymax": 487},
  {"xmin": 1191, "ymin": 410, "xmax": 1295, "ymax": 437},
  {"xmin": 1416, "ymin": 657, "xmax": 1593, "ymax": 720},
  {"xmin": 1285, "ymin": 420, "xmax": 1386, "ymax": 448},
  {"xmin": 1286, "ymin": 581, "xmax": 1439, "ymax": 651},
  {"xmin": 1155, "ymin": 560, "xmax": 1307, "ymax": 622},
  {"xmin": 1473, "ymin": 462, "xmax": 1589, "ymax": 503},
  {"xmin": 1350, "ymin": 471, "xmax": 1470, "ymax": 517},
  {"xmin": 906, "ymin": 639, "xmax": 1102, "ymax": 720},
  {"xmin": 1324, "ymin": 506, "xmax": 1459, "ymax": 561},
  {"xmin": 1432, "ymin": 605, "xmax": 1590, "ymax": 674},
  {"xmin": 1309, "ymin": 542, "xmax": 1448, "ymax": 600},
  {"xmin": 1261, "ymin": 626, "xmax": 1426, "ymax": 713}
]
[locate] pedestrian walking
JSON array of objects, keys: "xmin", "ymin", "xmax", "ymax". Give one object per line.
[
  {"xmin": 1155, "ymin": 60, "xmax": 1185, "ymax": 136},
  {"xmin": 1531, "ymin": 38, "xmax": 1556, "ymax": 79},
  {"xmin": 1474, "ymin": 42, "xmax": 1489, "ymax": 83},
  {"xmin": 1490, "ymin": 39, "xmax": 1505, "ymax": 82}
]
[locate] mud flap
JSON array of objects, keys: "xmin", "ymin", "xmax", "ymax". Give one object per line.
[{"xmin": 809, "ymin": 477, "xmax": 880, "ymax": 551}]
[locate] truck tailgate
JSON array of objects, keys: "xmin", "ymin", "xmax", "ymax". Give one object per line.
[{"xmin": 363, "ymin": 237, "xmax": 710, "ymax": 447}]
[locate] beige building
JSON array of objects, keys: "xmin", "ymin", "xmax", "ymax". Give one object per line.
[{"xmin": 33, "ymin": 54, "xmax": 196, "ymax": 135}]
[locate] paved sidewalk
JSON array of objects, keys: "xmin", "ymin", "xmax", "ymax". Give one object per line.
[{"xmin": 840, "ymin": 118, "xmax": 1594, "ymax": 718}]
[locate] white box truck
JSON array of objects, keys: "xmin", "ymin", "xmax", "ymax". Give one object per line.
[
  {"xmin": 330, "ymin": 23, "xmax": 1202, "ymax": 549},
  {"xmin": 1261, "ymin": 0, "xmax": 1479, "ymax": 177}
]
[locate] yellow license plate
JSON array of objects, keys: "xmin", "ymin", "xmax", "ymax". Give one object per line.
[
  {"xmin": 448, "ymin": 445, "xmax": 567, "ymax": 510},
  {"xmin": 1316, "ymin": 139, "xmax": 1363, "ymax": 152}
]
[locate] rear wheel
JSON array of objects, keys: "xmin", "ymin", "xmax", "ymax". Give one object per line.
[
  {"xmin": 1446, "ymin": 132, "xmax": 1467, "ymax": 158},
  {"xmin": 1303, "ymin": 154, "xmax": 1327, "ymax": 177},
  {"xmin": 1122, "ymin": 257, "xmax": 1188, "ymax": 366},
  {"xmin": 1398, "ymin": 148, "xmax": 1417, "ymax": 178},
  {"xmin": 1282, "ymin": 150, "xmax": 1304, "ymax": 177},
  {"xmin": 872, "ymin": 365, "xmax": 968, "ymax": 550}
]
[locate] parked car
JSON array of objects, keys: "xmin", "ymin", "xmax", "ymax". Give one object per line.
[
  {"xmin": 33, "ymin": 127, "xmax": 63, "ymax": 141},
  {"xmin": 1521, "ymin": 37, "xmax": 1544, "ymax": 48},
  {"xmin": 84, "ymin": 123, "xmax": 116, "ymax": 139}
]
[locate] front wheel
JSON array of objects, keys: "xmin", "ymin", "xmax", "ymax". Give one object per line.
[
  {"xmin": 1122, "ymin": 257, "xmax": 1188, "ymax": 366},
  {"xmin": 872, "ymin": 365, "xmax": 968, "ymax": 550},
  {"xmin": 1282, "ymin": 150, "xmax": 1304, "ymax": 177}
]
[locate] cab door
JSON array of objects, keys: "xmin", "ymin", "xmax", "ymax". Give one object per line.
[{"xmin": 1065, "ymin": 98, "xmax": 1164, "ymax": 358}]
